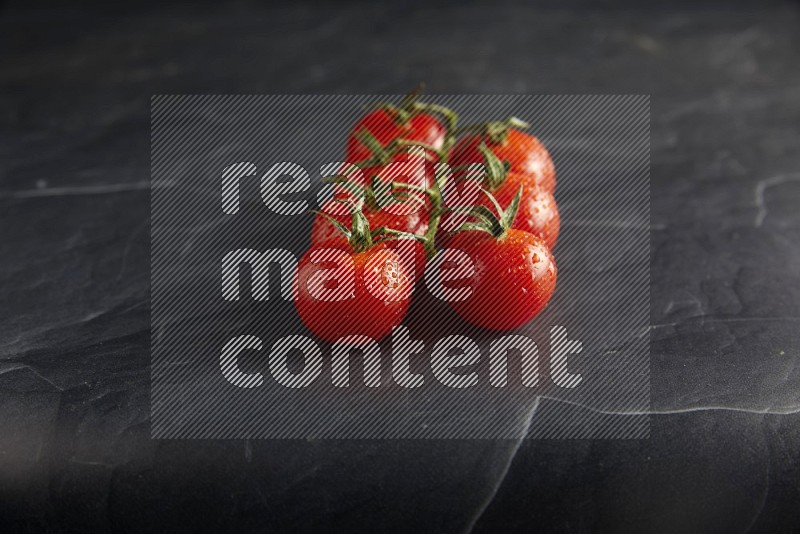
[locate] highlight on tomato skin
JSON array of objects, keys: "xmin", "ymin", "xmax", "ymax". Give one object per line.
[
  {"xmin": 451, "ymin": 127, "xmax": 557, "ymax": 194},
  {"xmin": 310, "ymin": 199, "xmax": 428, "ymax": 280},
  {"xmin": 486, "ymin": 173, "xmax": 560, "ymax": 250},
  {"xmin": 310, "ymin": 199, "xmax": 429, "ymax": 248},
  {"xmin": 345, "ymin": 109, "xmax": 447, "ymax": 165},
  {"xmin": 338, "ymin": 90, "xmax": 457, "ymax": 208},
  {"xmin": 293, "ymin": 240, "xmax": 414, "ymax": 343},
  {"xmin": 438, "ymin": 173, "xmax": 560, "ymax": 251},
  {"xmin": 445, "ymin": 229, "xmax": 558, "ymax": 332},
  {"xmin": 331, "ymin": 148, "xmax": 438, "ymax": 209},
  {"xmin": 436, "ymin": 182, "xmax": 557, "ymax": 331},
  {"xmin": 297, "ymin": 94, "xmax": 562, "ymax": 339}
]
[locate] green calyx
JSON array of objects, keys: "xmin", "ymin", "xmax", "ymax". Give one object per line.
[
  {"xmin": 313, "ymin": 199, "xmax": 424, "ymax": 254},
  {"xmin": 354, "ymin": 128, "xmax": 393, "ymax": 165},
  {"xmin": 390, "ymin": 178, "xmax": 446, "ymax": 260},
  {"xmin": 457, "ymin": 116, "xmax": 530, "ymax": 145},
  {"xmin": 447, "ymin": 185, "xmax": 523, "ymax": 239},
  {"xmin": 477, "ymin": 142, "xmax": 511, "ymax": 191},
  {"xmin": 383, "ymin": 82, "xmax": 425, "ymax": 126},
  {"xmin": 320, "ymin": 168, "xmax": 382, "ymax": 212},
  {"xmin": 313, "ymin": 201, "xmax": 378, "ymax": 254},
  {"xmin": 354, "ymin": 128, "xmax": 447, "ymax": 169},
  {"xmin": 359, "ymin": 84, "xmax": 459, "ymax": 166},
  {"xmin": 455, "ymin": 116, "xmax": 530, "ymax": 192},
  {"xmin": 382, "ymin": 84, "xmax": 459, "ymax": 140}
]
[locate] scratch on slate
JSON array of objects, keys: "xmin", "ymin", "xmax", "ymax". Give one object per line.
[{"xmin": 754, "ymin": 173, "xmax": 800, "ymax": 227}]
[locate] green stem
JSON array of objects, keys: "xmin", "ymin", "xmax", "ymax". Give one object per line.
[
  {"xmin": 422, "ymin": 192, "xmax": 443, "ymax": 259},
  {"xmin": 391, "ymin": 180, "xmax": 443, "ymax": 259},
  {"xmin": 447, "ymin": 186, "xmax": 523, "ymax": 240},
  {"xmin": 314, "ymin": 201, "xmax": 375, "ymax": 253},
  {"xmin": 415, "ymin": 102, "xmax": 459, "ymax": 158},
  {"xmin": 455, "ymin": 116, "xmax": 531, "ymax": 144},
  {"xmin": 390, "ymin": 139, "xmax": 446, "ymax": 162}
]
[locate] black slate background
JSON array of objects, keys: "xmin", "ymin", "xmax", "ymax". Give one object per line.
[{"xmin": 2, "ymin": 1, "xmax": 800, "ymax": 532}]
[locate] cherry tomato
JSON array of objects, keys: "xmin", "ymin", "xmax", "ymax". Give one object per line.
[
  {"xmin": 332, "ymin": 147, "xmax": 437, "ymax": 209},
  {"xmin": 438, "ymin": 172, "xmax": 559, "ymax": 250},
  {"xmin": 311, "ymin": 200, "xmax": 428, "ymax": 246},
  {"xmin": 294, "ymin": 240, "xmax": 413, "ymax": 342},
  {"xmin": 345, "ymin": 108, "xmax": 446, "ymax": 164},
  {"xmin": 446, "ymin": 229, "xmax": 557, "ymax": 331},
  {"xmin": 360, "ymin": 151, "xmax": 437, "ymax": 190},
  {"xmin": 451, "ymin": 124, "xmax": 556, "ymax": 193},
  {"xmin": 482, "ymin": 173, "xmax": 559, "ymax": 249},
  {"xmin": 311, "ymin": 199, "xmax": 428, "ymax": 280}
]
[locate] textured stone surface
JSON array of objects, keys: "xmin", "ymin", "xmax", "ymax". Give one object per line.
[{"xmin": 1, "ymin": 1, "xmax": 799, "ymax": 532}]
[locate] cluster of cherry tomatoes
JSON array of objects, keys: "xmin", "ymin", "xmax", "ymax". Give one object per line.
[{"xmin": 294, "ymin": 89, "xmax": 560, "ymax": 342}]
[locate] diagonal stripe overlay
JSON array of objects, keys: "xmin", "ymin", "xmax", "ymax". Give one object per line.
[{"xmin": 151, "ymin": 95, "xmax": 650, "ymax": 439}]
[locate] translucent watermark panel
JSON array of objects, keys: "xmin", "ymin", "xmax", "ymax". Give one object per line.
[{"xmin": 151, "ymin": 95, "xmax": 650, "ymax": 438}]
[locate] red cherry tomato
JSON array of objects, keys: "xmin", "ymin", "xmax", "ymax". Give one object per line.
[
  {"xmin": 360, "ymin": 151, "xmax": 437, "ymax": 190},
  {"xmin": 451, "ymin": 127, "xmax": 556, "ymax": 193},
  {"xmin": 311, "ymin": 200, "xmax": 428, "ymax": 281},
  {"xmin": 332, "ymin": 148, "xmax": 437, "ymax": 210},
  {"xmin": 345, "ymin": 108, "xmax": 446, "ymax": 164},
  {"xmin": 438, "ymin": 172, "xmax": 559, "ymax": 250},
  {"xmin": 294, "ymin": 241, "xmax": 413, "ymax": 342},
  {"xmin": 310, "ymin": 200, "xmax": 424, "ymax": 245},
  {"xmin": 483, "ymin": 173, "xmax": 559, "ymax": 249},
  {"xmin": 445, "ymin": 229, "xmax": 557, "ymax": 331}
]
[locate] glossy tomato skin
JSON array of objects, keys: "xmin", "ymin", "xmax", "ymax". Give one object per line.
[
  {"xmin": 445, "ymin": 229, "xmax": 557, "ymax": 331},
  {"xmin": 294, "ymin": 241, "xmax": 412, "ymax": 342},
  {"xmin": 311, "ymin": 200, "xmax": 428, "ymax": 280},
  {"xmin": 333, "ymin": 148, "xmax": 437, "ymax": 207},
  {"xmin": 310, "ymin": 200, "xmax": 426, "ymax": 246},
  {"xmin": 345, "ymin": 109, "xmax": 446, "ymax": 164},
  {"xmin": 438, "ymin": 172, "xmax": 559, "ymax": 250},
  {"xmin": 451, "ymin": 128, "xmax": 556, "ymax": 193},
  {"xmin": 489, "ymin": 172, "xmax": 559, "ymax": 249}
]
